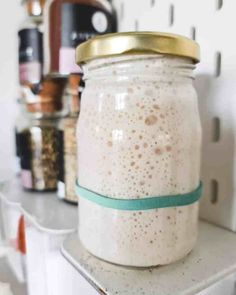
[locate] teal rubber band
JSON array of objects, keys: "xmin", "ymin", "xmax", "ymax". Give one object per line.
[{"xmin": 76, "ymin": 181, "xmax": 202, "ymax": 211}]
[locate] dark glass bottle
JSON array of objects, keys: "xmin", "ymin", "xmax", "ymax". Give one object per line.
[
  {"xmin": 18, "ymin": 0, "xmax": 45, "ymax": 86},
  {"xmin": 44, "ymin": 0, "xmax": 116, "ymax": 76}
]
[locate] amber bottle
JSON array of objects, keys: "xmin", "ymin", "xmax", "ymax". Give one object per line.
[{"xmin": 44, "ymin": 0, "xmax": 116, "ymax": 76}]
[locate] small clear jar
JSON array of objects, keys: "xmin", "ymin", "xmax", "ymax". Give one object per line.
[
  {"xmin": 17, "ymin": 112, "xmax": 60, "ymax": 191},
  {"xmin": 57, "ymin": 74, "xmax": 83, "ymax": 204},
  {"xmin": 76, "ymin": 32, "xmax": 202, "ymax": 267},
  {"xmin": 17, "ymin": 77, "xmax": 67, "ymax": 191}
]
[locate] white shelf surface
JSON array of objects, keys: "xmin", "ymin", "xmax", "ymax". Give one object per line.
[
  {"xmin": 0, "ymin": 178, "xmax": 78, "ymax": 234},
  {"xmin": 62, "ymin": 221, "xmax": 236, "ymax": 295},
  {"xmin": 0, "ymin": 257, "xmax": 26, "ymax": 295}
]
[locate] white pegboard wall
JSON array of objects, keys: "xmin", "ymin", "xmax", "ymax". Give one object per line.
[{"xmin": 112, "ymin": 0, "xmax": 236, "ymax": 231}]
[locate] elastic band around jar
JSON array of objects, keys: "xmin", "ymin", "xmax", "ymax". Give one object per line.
[{"xmin": 75, "ymin": 181, "xmax": 202, "ymax": 211}]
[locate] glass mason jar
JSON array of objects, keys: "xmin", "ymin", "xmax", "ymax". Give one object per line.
[
  {"xmin": 76, "ymin": 32, "xmax": 202, "ymax": 267},
  {"xmin": 17, "ymin": 76, "xmax": 67, "ymax": 191},
  {"xmin": 43, "ymin": 0, "xmax": 116, "ymax": 76}
]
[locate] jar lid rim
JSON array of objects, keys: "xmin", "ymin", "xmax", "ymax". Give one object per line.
[{"xmin": 76, "ymin": 31, "xmax": 200, "ymax": 64}]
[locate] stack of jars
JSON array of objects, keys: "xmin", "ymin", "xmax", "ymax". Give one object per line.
[{"xmin": 15, "ymin": 0, "xmax": 116, "ymax": 203}]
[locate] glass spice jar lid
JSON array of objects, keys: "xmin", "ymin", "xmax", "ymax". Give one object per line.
[
  {"xmin": 21, "ymin": 0, "xmax": 46, "ymax": 17},
  {"xmin": 65, "ymin": 74, "xmax": 83, "ymax": 116},
  {"xmin": 22, "ymin": 76, "xmax": 67, "ymax": 114},
  {"xmin": 76, "ymin": 31, "xmax": 200, "ymax": 64}
]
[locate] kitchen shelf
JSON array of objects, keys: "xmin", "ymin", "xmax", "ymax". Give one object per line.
[
  {"xmin": 0, "ymin": 257, "xmax": 26, "ymax": 295},
  {"xmin": 2, "ymin": 178, "xmax": 236, "ymax": 295},
  {"xmin": 0, "ymin": 178, "xmax": 78, "ymax": 234},
  {"xmin": 62, "ymin": 221, "xmax": 236, "ymax": 295}
]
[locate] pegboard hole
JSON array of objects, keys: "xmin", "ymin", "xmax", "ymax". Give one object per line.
[
  {"xmin": 120, "ymin": 2, "xmax": 124, "ymax": 20},
  {"xmin": 169, "ymin": 4, "xmax": 175, "ymax": 26},
  {"xmin": 191, "ymin": 27, "xmax": 196, "ymax": 41},
  {"xmin": 212, "ymin": 117, "xmax": 221, "ymax": 142},
  {"xmin": 151, "ymin": 0, "xmax": 155, "ymax": 7},
  {"xmin": 216, "ymin": 0, "xmax": 223, "ymax": 10},
  {"xmin": 134, "ymin": 20, "xmax": 139, "ymax": 31},
  {"xmin": 210, "ymin": 180, "xmax": 218, "ymax": 204},
  {"xmin": 215, "ymin": 52, "xmax": 222, "ymax": 77}
]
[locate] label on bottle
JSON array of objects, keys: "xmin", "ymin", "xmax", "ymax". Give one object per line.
[
  {"xmin": 15, "ymin": 128, "xmax": 20, "ymax": 157},
  {"xmin": 19, "ymin": 61, "xmax": 41, "ymax": 84},
  {"xmin": 57, "ymin": 181, "xmax": 65, "ymax": 199},
  {"xmin": 18, "ymin": 28, "xmax": 43, "ymax": 84},
  {"xmin": 21, "ymin": 170, "xmax": 33, "ymax": 189},
  {"xmin": 59, "ymin": 48, "xmax": 82, "ymax": 75},
  {"xmin": 18, "ymin": 132, "xmax": 33, "ymax": 189},
  {"xmin": 59, "ymin": 3, "xmax": 113, "ymax": 75},
  {"xmin": 57, "ymin": 130, "xmax": 65, "ymax": 198},
  {"xmin": 14, "ymin": 128, "xmax": 21, "ymax": 175}
]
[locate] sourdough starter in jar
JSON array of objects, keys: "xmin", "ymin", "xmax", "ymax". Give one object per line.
[{"xmin": 76, "ymin": 33, "xmax": 201, "ymax": 266}]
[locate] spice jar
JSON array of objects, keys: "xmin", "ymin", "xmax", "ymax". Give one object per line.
[
  {"xmin": 43, "ymin": 0, "xmax": 116, "ymax": 76},
  {"xmin": 76, "ymin": 32, "xmax": 202, "ymax": 267},
  {"xmin": 57, "ymin": 74, "xmax": 83, "ymax": 204},
  {"xmin": 18, "ymin": 0, "xmax": 45, "ymax": 86},
  {"xmin": 17, "ymin": 77, "xmax": 67, "ymax": 191}
]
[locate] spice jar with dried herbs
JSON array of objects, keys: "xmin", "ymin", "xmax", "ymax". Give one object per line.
[
  {"xmin": 57, "ymin": 74, "xmax": 84, "ymax": 203},
  {"xmin": 18, "ymin": 0, "xmax": 45, "ymax": 86},
  {"xmin": 44, "ymin": 0, "xmax": 116, "ymax": 76},
  {"xmin": 17, "ymin": 76, "xmax": 67, "ymax": 191}
]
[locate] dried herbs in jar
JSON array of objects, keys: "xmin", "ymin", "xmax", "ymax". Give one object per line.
[
  {"xmin": 17, "ymin": 76, "xmax": 67, "ymax": 191},
  {"xmin": 19, "ymin": 121, "xmax": 60, "ymax": 191}
]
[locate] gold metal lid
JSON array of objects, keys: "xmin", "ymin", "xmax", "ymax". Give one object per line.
[{"xmin": 76, "ymin": 32, "xmax": 200, "ymax": 64}]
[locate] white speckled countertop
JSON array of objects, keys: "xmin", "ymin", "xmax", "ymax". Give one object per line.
[{"xmin": 62, "ymin": 221, "xmax": 236, "ymax": 295}]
